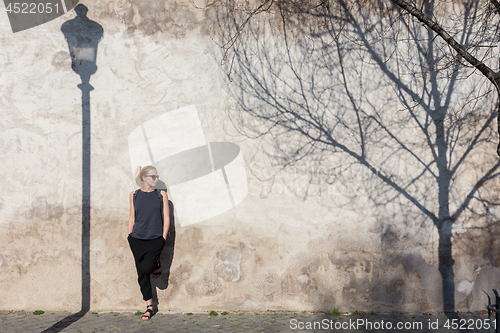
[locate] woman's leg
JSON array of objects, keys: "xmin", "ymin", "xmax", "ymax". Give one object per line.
[
  {"xmin": 137, "ymin": 237, "xmax": 165, "ymax": 320},
  {"xmin": 128, "ymin": 236, "xmax": 152, "ymax": 301},
  {"xmin": 142, "ymin": 301, "xmax": 154, "ymax": 320},
  {"xmin": 128, "ymin": 236, "xmax": 165, "ymax": 301},
  {"xmin": 139, "ymin": 237, "xmax": 165, "ymax": 276}
]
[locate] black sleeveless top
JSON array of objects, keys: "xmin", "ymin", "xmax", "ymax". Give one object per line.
[{"xmin": 130, "ymin": 190, "xmax": 163, "ymax": 240}]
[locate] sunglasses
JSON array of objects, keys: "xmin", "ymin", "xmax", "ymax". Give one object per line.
[{"xmin": 144, "ymin": 175, "xmax": 160, "ymax": 180}]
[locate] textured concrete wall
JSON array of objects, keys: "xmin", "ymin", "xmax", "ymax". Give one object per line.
[{"xmin": 1, "ymin": 0, "xmax": 500, "ymax": 313}]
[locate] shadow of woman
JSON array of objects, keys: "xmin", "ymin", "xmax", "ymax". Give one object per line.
[{"xmin": 151, "ymin": 199, "xmax": 176, "ymax": 312}]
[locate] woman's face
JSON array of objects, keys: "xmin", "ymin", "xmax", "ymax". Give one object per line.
[{"xmin": 143, "ymin": 169, "xmax": 159, "ymax": 187}]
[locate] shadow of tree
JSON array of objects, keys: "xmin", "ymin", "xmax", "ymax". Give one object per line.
[{"xmin": 209, "ymin": 0, "xmax": 500, "ymax": 314}]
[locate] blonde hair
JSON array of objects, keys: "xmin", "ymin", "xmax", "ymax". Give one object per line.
[{"xmin": 134, "ymin": 165, "xmax": 157, "ymax": 187}]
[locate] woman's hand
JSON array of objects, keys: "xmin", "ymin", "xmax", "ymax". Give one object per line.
[
  {"xmin": 161, "ymin": 189, "xmax": 170, "ymax": 241},
  {"xmin": 128, "ymin": 191, "xmax": 135, "ymax": 236}
]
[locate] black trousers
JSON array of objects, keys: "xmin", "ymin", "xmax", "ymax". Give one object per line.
[{"xmin": 128, "ymin": 235, "xmax": 165, "ymax": 301}]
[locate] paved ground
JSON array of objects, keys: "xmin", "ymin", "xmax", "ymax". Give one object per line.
[{"xmin": 0, "ymin": 310, "xmax": 497, "ymax": 333}]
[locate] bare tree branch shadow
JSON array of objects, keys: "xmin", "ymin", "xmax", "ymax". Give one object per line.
[{"xmin": 208, "ymin": 0, "xmax": 500, "ymax": 315}]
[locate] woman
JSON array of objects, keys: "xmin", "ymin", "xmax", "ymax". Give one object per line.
[{"xmin": 128, "ymin": 165, "xmax": 170, "ymax": 320}]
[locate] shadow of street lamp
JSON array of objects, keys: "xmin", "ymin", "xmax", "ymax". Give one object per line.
[{"xmin": 61, "ymin": 4, "xmax": 103, "ymax": 312}]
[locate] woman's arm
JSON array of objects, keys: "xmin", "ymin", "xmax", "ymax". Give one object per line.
[
  {"xmin": 128, "ymin": 191, "xmax": 135, "ymax": 235},
  {"xmin": 161, "ymin": 190, "xmax": 170, "ymax": 240}
]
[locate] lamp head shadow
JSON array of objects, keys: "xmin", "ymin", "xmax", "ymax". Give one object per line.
[{"xmin": 61, "ymin": 4, "xmax": 103, "ymax": 84}]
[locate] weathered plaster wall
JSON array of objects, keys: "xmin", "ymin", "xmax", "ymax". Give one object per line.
[{"xmin": 1, "ymin": 0, "xmax": 500, "ymax": 313}]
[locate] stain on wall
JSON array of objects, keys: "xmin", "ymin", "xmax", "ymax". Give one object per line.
[
  {"xmin": 27, "ymin": 197, "xmax": 64, "ymax": 221},
  {"xmin": 215, "ymin": 244, "xmax": 244, "ymax": 282},
  {"xmin": 95, "ymin": 0, "xmax": 199, "ymax": 36}
]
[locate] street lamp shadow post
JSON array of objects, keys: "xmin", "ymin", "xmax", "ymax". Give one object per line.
[{"xmin": 62, "ymin": 4, "xmax": 103, "ymax": 312}]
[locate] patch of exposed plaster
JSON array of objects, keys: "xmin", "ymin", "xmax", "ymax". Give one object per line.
[
  {"xmin": 281, "ymin": 274, "xmax": 300, "ymax": 295},
  {"xmin": 457, "ymin": 280, "xmax": 473, "ymax": 296},
  {"xmin": 263, "ymin": 282, "xmax": 276, "ymax": 295},
  {"xmin": 239, "ymin": 299, "xmax": 260, "ymax": 309},
  {"xmin": 215, "ymin": 244, "xmax": 244, "ymax": 282},
  {"xmin": 185, "ymin": 274, "xmax": 222, "ymax": 296}
]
